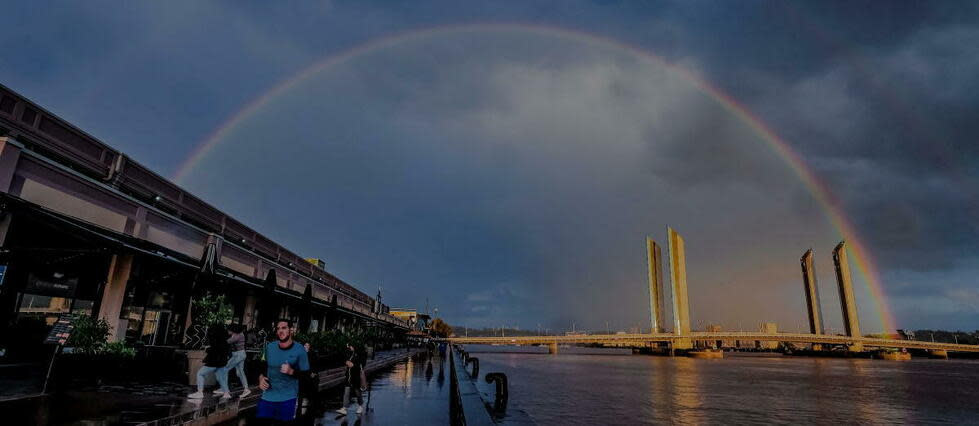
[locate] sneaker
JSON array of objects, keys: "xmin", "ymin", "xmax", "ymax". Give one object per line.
[
  {"xmin": 239, "ymin": 389, "xmax": 252, "ymax": 398},
  {"xmin": 335, "ymin": 407, "xmax": 347, "ymax": 415},
  {"xmin": 187, "ymin": 391, "xmax": 204, "ymax": 399},
  {"xmin": 212, "ymin": 389, "xmax": 224, "ymax": 395},
  {"xmin": 356, "ymin": 405, "xmax": 364, "ymax": 414},
  {"xmin": 220, "ymin": 392, "xmax": 231, "ymax": 399}
]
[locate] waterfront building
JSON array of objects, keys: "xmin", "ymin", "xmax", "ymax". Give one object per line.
[
  {"xmin": 305, "ymin": 258, "xmax": 327, "ymax": 270},
  {"xmin": 390, "ymin": 308, "xmax": 431, "ymax": 332},
  {"xmin": 696, "ymin": 324, "xmax": 727, "ymax": 349},
  {"xmin": 757, "ymin": 322, "xmax": 779, "ymax": 349},
  {"xmin": 0, "ymin": 85, "xmax": 408, "ymax": 363}
]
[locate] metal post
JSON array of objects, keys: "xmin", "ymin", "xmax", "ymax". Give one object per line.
[{"xmin": 41, "ymin": 344, "xmax": 61, "ymax": 394}]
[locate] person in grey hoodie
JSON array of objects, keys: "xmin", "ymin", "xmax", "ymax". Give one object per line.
[{"xmin": 217, "ymin": 324, "xmax": 251, "ymax": 398}]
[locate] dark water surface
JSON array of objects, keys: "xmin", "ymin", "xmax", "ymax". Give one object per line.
[{"xmin": 469, "ymin": 345, "xmax": 979, "ymax": 425}]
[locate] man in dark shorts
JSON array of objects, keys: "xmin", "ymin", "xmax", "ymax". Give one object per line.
[{"xmin": 257, "ymin": 319, "xmax": 310, "ymax": 423}]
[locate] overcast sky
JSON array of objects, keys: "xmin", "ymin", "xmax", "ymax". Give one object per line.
[{"xmin": 3, "ymin": 1, "xmax": 978, "ymax": 333}]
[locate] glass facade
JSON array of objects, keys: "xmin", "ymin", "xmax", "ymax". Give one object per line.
[
  {"xmin": 119, "ymin": 257, "xmax": 195, "ymax": 347},
  {"xmin": 0, "ymin": 213, "xmax": 111, "ymax": 360}
]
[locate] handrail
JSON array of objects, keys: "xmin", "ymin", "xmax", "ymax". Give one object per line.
[
  {"xmin": 449, "ymin": 345, "xmax": 467, "ymax": 426},
  {"xmin": 447, "ymin": 333, "xmax": 979, "ymax": 352}
]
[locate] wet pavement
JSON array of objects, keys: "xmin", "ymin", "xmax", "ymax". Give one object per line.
[
  {"xmin": 253, "ymin": 351, "xmax": 451, "ymax": 425},
  {"xmin": 6, "ymin": 347, "xmax": 520, "ymax": 425},
  {"xmin": 0, "ymin": 363, "xmax": 45, "ymax": 399},
  {"xmin": 15, "ymin": 348, "xmax": 425, "ymax": 425}
]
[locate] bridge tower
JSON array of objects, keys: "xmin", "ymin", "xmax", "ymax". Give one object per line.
[
  {"xmin": 833, "ymin": 241, "xmax": 863, "ymax": 351},
  {"xmin": 668, "ymin": 228, "xmax": 692, "ymax": 349},
  {"xmin": 646, "ymin": 237, "xmax": 665, "ymax": 333},
  {"xmin": 800, "ymin": 249, "xmax": 825, "ymax": 335}
]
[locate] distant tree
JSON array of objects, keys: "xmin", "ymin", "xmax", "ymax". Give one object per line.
[{"xmin": 430, "ymin": 318, "xmax": 453, "ymax": 337}]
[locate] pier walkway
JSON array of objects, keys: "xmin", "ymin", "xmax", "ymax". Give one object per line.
[
  {"xmin": 133, "ymin": 348, "xmax": 427, "ymax": 425},
  {"xmin": 310, "ymin": 350, "xmax": 451, "ymax": 425}
]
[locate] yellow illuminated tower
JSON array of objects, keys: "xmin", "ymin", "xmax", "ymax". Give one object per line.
[
  {"xmin": 800, "ymin": 249, "xmax": 824, "ymax": 335},
  {"xmin": 646, "ymin": 237, "xmax": 664, "ymax": 333},
  {"xmin": 668, "ymin": 228, "xmax": 692, "ymax": 349},
  {"xmin": 833, "ymin": 241, "xmax": 863, "ymax": 351}
]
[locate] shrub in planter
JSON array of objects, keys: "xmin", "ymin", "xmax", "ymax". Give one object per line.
[
  {"xmin": 191, "ymin": 292, "xmax": 234, "ymax": 328},
  {"xmin": 103, "ymin": 341, "xmax": 137, "ymax": 358},
  {"xmin": 293, "ymin": 328, "xmax": 389, "ymax": 369},
  {"xmin": 65, "ymin": 315, "xmax": 111, "ymax": 354},
  {"xmin": 55, "ymin": 315, "xmax": 138, "ymax": 387},
  {"xmin": 185, "ymin": 292, "xmax": 234, "ymax": 350}
]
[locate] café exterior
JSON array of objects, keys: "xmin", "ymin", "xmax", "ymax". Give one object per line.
[{"xmin": 0, "ymin": 84, "xmax": 408, "ymax": 363}]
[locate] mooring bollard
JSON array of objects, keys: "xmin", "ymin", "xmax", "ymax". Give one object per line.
[
  {"xmin": 465, "ymin": 357, "xmax": 479, "ymax": 378},
  {"xmin": 485, "ymin": 372, "xmax": 508, "ymax": 412}
]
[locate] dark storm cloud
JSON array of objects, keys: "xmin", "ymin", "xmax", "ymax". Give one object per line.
[{"xmin": 743, "ymin": 22, "xmax": 979, "ymax": 274}]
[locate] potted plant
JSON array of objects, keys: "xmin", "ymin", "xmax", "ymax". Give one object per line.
[
  {"xmin": 57, "ymin": 315, "xmax": 137, "ymax": 387},
  {"xmin": 184, "ymin": 292, "xmax": 233, "ymax": 385}
]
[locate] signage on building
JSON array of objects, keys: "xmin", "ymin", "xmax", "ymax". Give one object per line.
[
  {"xmin": 44, "ymin": 313, "xmax": 77, "ymax": 345},
  {"xmin": 25, "ymin": 272, "xmax": 78, "ymax": 298}
]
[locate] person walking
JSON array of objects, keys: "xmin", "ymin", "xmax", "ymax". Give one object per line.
[
  {"xmin": 335, "ymin": 344, "xmax": 367, "ymax": 416},
  {"xmin": 297, "ymin": 342, "xmax": 322, "ymax": 416},
  {"xmin": 187, "ymin": 325, "xmax": 231, "ymax": 399},
  {"xmin": 217, "ymin": 324, "xmax": 251, "ymax": 398},
  {"xmin": 256, "ymin": 319, "xmax": 310, "ymax": 423}
]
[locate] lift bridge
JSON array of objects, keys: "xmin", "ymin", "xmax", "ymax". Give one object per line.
[{"xmin": 450, "ymin": 230, "xmax": 979, "ymax": 356}]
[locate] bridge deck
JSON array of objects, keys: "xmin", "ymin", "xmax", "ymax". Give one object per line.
[{"xmin": 449, "ymin": 333, "xmax": 979, "ymax": 352}]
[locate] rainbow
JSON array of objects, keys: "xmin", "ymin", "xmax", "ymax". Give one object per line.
[{"xmin": 171, "ymin": 23, "xmax": 896, "ymax": 333}]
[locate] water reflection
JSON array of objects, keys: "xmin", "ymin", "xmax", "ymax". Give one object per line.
[
  {"xmin": 811, "ymin": 359, "xmax": 830, "ymax": 418},
  {"xmin": 307, "ymin": 352, "xmax": 450, "ymax": 425},
  {"xmin": 647, "ymin": 358, "xmax": 671, "ymax": 423},
  {"xmin": 671, "ymin": 358, "xmax": 703, "ymax": 425},
  {"xmin": 388, "ymin": 354, "xmax": 415, "ymax": 391},
  {"xmin": 437, "ymin": 355, "xmax": 445, "ymax": 388},
  {"xmin": 469, "ymin": 345, "xmax": 979, "ymax": 425}
]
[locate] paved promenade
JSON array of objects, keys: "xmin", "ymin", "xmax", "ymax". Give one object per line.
[
  {"xmin": 131, "ymin": 348, "xmax": 429, "ymax": 425},
  {"xmin": 307, "ymin": 351, "xmax": 451, "ymax": 425}
]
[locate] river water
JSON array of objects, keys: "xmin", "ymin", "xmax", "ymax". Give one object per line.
[{"xmin": 467, "ymin": 345, "xmax": 979, "ymax": 425}]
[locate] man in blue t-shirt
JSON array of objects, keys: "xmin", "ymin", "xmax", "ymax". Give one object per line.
[{"xmin": 257, "ymin": 319, "xmax": 310, "ymax": 422}]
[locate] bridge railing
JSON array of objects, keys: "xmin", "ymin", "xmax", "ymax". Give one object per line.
[{"xmin": 447, "ymin": 332, "xmax": 979, "ymax": 352}]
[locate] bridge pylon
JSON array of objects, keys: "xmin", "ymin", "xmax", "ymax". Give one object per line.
[
  {"xmin": 668, "ymin": 228, "xmax": 693, "ymax": 349},
  {"xmin": 833, "ymin": 241, "xmax": 863, "ymax": 352},
  {"xmin": 800, "ymin": 249, "xmax": 825, "ymax": 335},
  {"xmin": 646, "ymin": 237, "xmax": 665, "ymax": 334}
]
